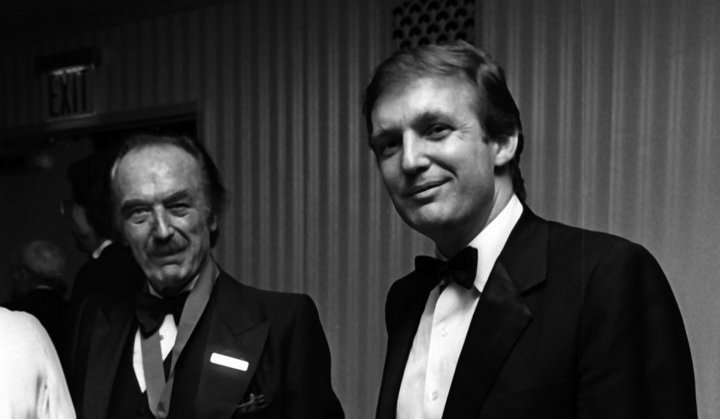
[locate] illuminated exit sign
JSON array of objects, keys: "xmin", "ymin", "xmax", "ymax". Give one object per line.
[
  {"xmin": 36, "ymin": 47, "xmax": 101, "ymax": 121},
  {"xmin": 42, "ymin": 65, "xmax": 96, "ymax": 120}
]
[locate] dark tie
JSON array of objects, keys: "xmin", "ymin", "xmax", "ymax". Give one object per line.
[
  {"xmin": 135, "ymin": 291, "xmax": 190, "ymax": 337},
  {"xmin": 414, "ymin": 246, "xmax": 478, "ymax": 289}
]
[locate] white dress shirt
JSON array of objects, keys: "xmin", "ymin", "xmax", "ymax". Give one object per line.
[{"xmin": 397, "ymin": 195, "xmax": 523, "ymax": 419}]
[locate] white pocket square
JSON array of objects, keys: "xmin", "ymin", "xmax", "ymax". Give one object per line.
[{"xmin": 210, "ymin": 352, "xmax": 249, "ymax": 371}]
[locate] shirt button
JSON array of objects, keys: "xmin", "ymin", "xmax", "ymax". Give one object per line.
[
  {"xmin": 440, "ymin": 328, "xmax": 448, "ymax": 337},
  {"xmin": 431, "ymin": 391, "xmax": 439, "ymax": 400}
]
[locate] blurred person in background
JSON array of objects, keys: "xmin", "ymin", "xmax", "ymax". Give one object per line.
[
  {"xmin": 5, "ymin": 239, "xmax": 68, "ymax": 348},
  {"xmin": 63, "ymin": 151, "xmax": 144, "ymax": 306}
]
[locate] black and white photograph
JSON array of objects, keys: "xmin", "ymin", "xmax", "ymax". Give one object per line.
[{"xmin": 0, "ymin": 0, "xmax": 718, "ymax": 418}]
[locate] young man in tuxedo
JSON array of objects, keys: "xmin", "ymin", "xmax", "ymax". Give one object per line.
[
  {"xmin": 67, "ymin": 133, "xmax": 343, "ymax": 418},
  {"xmin": 364, "ymin": 41, "xmax": 696, "ymax": 419}
]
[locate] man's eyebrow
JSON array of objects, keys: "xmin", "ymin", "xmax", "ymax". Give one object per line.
[
  {"xmin": 162, "ymin": 190, "xmax": 192, "ymax": 204},
  {"xmin": 119, "ymin": 198, "xmax": 148, "ymax": 215},
  {"xmin": 119, "ymin": 190, "xmax": 192, "ymax": 213},
  {"xmin": 371, "ymin": 110, "xmax": 449, "ymax": 140},
  {"xmin": 411, "ymin": 110, "xmax": 448, "ymax": 129}
]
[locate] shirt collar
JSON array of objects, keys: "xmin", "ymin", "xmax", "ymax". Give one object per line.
[
  {"xmin": 435, "ymin": 194, "xmax": 523, "ymax": 293},
  {"xmin": 91, "ymin": 239, "xmax": 113, "ymax": 259}
]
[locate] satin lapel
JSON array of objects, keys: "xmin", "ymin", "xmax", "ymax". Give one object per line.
[
  {"xmin": 194, "ymin": 274, "xmax": 270, "ymax": 418},
  {"xmin": 83, "ymin": 301, "xmax": 135, "ymax": 418},
  {"xmin": 442, "ymin": 262, "xmax": 531, "ymax": 418},
  {"xmin": 376, "ymin": 272, "xmax": 437, "ymax": 419},
  {"xmin": 442, "ymin": 208, "xmax": 548, "ymax": 419}
]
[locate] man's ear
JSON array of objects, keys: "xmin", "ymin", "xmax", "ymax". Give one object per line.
[{"xmin": 493, "ymin": 133, "xmax": 519, "ymax": 167}]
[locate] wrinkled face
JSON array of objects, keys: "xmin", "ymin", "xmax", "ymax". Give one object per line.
[
  {"xmin": 113, "ymin": 145, "xmax": 216, "ymax": 295},
  {"xmin": 370, "ymin": 76, "xmax": 505, "ymax": 246}
]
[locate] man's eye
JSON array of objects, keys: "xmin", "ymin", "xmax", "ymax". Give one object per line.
[
  {"xmin": 373, "ymin": 137, "xmax": 401, "ymax": 158},
  {"xmin": 425, "ymin": 124, "xmax": 451, "ymax": 140},
  {"xmin": 169, "ymin": 204, "xmax": 190, "ymax": 216},
  {"xmin": 128, "ymin": 208, "xmax": 149, "ymax": 223}
]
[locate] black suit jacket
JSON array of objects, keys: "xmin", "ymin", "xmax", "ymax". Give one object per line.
[
  {"xmin": 68, "ymin": 271, "xmax": 344, "ymax": 418},
  {"xmin": 70, "ymin": 242, "xmax": 145, "ymax": 306},
  {"xmin": 376, "ymin": 208, "xmax": 696, "ymax": 419}
]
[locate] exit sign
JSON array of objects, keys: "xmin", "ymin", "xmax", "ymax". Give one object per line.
[{"xmin": 42, "ymin": 64, "xmax": 96, "ymax": 120}]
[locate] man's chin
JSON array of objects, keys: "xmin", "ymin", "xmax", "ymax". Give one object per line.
[
  {"xmin": 146, "ymin": 266, "xmax": 191, "ymax": 290},
  {"xmin": 401, "ymin": 206, "xmax": 454, "ymax": 232}
]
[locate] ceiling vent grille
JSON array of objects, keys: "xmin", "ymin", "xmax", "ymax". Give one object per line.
[{"xmin": 392, "ymin": 0, "xmax": 476, "ymax": 50}]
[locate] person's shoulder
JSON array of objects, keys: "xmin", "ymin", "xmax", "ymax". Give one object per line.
[
  {"xmin": 0, "ymin": 307, "xmax": 48, "ymax": 348},
  {"xmin": 542, "ymin": 217, "xmax": 661, "ymax": 280},
  {"xmin": 218, "ymin": 272, "xmax": 317, "ymax": 312},
  {"xmin": 0, "ymin": 307, "xmax": 39, "ymax": 329},
  {"xmin": 545, "ymin": 217, "xmax": 647, "ymax": 256},
  {"xmin": 74, "ymin": 288, "xmax": 129, "ymax": 320},
  {"xmin": 96, "ymin": 243, "xmax": 139, "ymax": 269}
]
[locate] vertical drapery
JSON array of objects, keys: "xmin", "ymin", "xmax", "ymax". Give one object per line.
[{"xmin": 482, "ymin": 1, "xmax": 720, "ymax": 417}]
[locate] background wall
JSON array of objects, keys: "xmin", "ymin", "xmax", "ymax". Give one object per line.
[{"xmin": 1, "ymin": 0, "xmax": 718, "ymax": 418}]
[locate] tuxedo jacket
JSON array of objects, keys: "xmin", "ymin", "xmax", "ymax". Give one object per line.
[
  {"xmin": 70, "ymin": 242, "xmax": 145, "ymax": 306},
  {"xmin": 376, "ymin": 208, "xmax": 697, "ymax": 419},
  {"xmin": 67, "ymin": 271, "xmax": 344, "ymax": 418}
]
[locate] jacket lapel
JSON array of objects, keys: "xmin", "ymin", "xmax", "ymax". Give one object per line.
[
  {"xmin": 194, "ymin": 273, "xmax": 270, "ymax": 418},
  {"xmin": 83, "ymin": 301, "xmax": 135, "ymax": 418},
  {"xmin": 377, "ymin": 273, "xmax": 438, "ymax": 419},
  {"xmin": 442, "ymin": 208, "xmax": 548, "ymax": 419}
]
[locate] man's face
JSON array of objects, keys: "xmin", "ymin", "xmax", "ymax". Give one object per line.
[
  {"xmin": 113, "ymin": 144, "xmax": 217, "ymax": 295},
  {"xmin": 370, "ymin": 76, "xmax": 505, "ymax": 247}
]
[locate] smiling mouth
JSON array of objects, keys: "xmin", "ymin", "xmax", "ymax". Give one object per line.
[{"xmin": 405, "ymin": 180, "xmax": 447, "ymax": 197}]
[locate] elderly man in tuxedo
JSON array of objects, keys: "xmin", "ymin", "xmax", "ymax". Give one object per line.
[
  {"xmin": 67, "ymin": 133, "xmax": 343, "ymax": 418},
  {"xmin": 364, "ymin": 41, "xmax": 696, "ymax": 419}
]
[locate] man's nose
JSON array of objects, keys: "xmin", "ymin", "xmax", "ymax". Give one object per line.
[
  {"xmin": 400, "ymin": 134, "xmax": 430, "ymax": 174},
  {"xmin": 152, "ymin": 209, "xmax": 174, "ymax": 240}
]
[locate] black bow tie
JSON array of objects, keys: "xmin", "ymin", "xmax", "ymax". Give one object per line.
[
  {"xmin": 414, "ymin": 246, "xmax": 478, "ymax": 290},
  {"xmin": 135, "ymin": 291, "xmax": 190, "ymax": 337}
]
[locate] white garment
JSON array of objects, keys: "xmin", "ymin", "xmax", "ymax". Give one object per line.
[
  {"xmin": 397, "ymin": 195, "xmax": 523, "ymax": 419},
  {"xmin": 0, "ymin": 308, "xmax": 75, "ymax": 419}
]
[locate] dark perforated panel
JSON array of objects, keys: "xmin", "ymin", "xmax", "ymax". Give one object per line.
[{"xmin": 392, "ymin": 0, "xmax": 475, "ymax": 50}]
